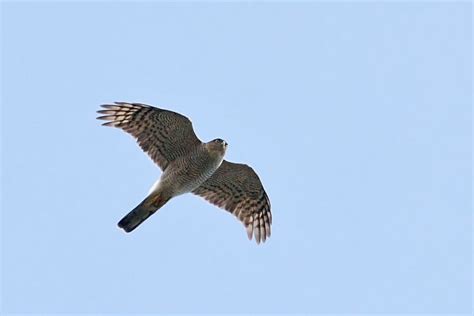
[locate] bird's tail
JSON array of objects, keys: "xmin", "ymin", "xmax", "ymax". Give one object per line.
[{"xmin": 117, "ymin": 193, "xmax": 171, "ymax": 233}]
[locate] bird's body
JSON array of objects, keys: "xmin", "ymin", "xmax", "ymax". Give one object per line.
[
  {"xmin": 97, "ymin": 102, "xmax": 272, "ymax": 244},
  {"xmin": 154, "ymin": 143, "xmax": 226, "ymax": 197}
]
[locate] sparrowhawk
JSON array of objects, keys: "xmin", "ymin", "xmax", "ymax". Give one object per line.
[{"xmin": 97, "ymin": 102, "xmax": 272, "ymax": 244}]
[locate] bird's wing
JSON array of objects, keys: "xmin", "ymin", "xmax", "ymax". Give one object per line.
[
  {"xmin": 97, "ymin": 102, "xmax": 201, "ymax": 171},
  {"xmin": 192, "ymin": 160, "xmax": 272, "ymax": 244}
]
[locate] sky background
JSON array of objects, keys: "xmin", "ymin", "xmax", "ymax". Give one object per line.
[{"xmin": 1, "ymin": 1, "xmax": 472, "ymax": 315}]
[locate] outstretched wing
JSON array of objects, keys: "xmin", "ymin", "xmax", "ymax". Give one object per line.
[
  {"xmin": 97, "ymin": 102, "xmax": 201, "ymax": 171},
  {"xmin": 192, "ymin": 160, "xmax": 272, "ymax": 244}
]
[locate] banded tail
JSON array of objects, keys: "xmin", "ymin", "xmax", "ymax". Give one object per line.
[{"xmin": 118, "ymin": 194, "xmax": 170, "ymax": 233}]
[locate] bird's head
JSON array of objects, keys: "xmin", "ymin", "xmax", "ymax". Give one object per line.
[{"xmin": 207, "ymin": 138, "xmax": 228, "ymax": 157}]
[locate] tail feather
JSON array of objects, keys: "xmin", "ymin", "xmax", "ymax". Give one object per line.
[{"xmin": 118, "ymin": 194, "xmax": 170, "ymax": 233}]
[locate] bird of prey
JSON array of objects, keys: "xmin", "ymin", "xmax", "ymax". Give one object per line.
[{"xmin": 97, "ymin": 102, "xmax": 272, "ymax": 244}]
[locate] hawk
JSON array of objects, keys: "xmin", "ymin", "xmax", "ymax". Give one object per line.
[{"xmin": 97, "ymin": 102, "xmax": 272, "ymax": 244}]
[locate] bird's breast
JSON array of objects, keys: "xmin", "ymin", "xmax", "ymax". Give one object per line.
[{"xmin": 160, "ymin": 149, "xmax": 223, "ymax": 197}]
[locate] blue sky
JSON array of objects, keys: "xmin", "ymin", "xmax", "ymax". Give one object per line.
[{"xmin": 1, "ymin": 1, "xmax": 471, "ymax": 314}]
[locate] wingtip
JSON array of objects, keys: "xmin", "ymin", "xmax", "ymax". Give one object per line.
[
  {"xmin": 96, "ymin": 115, "xmax": 116, "ymax": 126},
  {"xmin": 246, "ymin": 224, "xmax": 253, "ymax": 241},
  {"xmin": 99, "ymin": 102, "xmax": 134, "ymax": 110},
  {"xmin": 97, "ymin": 109, "xmax": 113, "ymax": 115},
  {"xmin": 255, "ymin": 229, "xmax": 262, "ymax": 245}
]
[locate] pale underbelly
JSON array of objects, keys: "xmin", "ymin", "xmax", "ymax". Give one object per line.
[{"xmin": 149, "ymin": 157, "xmax": 223, "ymax": 197}]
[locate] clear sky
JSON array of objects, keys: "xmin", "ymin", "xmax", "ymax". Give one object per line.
[{"xmin": 1, "ymin": 1, "xmax": 471, "ymax": 314}]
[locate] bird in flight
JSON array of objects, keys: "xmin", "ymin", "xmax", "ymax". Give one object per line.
[{"xmin": 97, "ymin": 102, "xmax": 272, "ymax": 244}]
